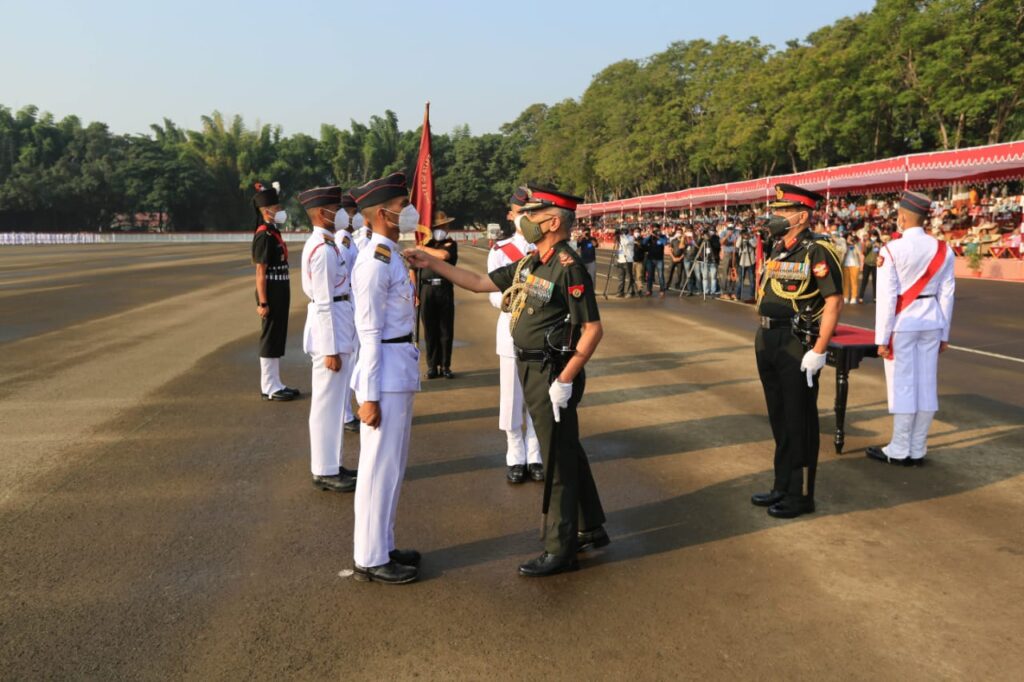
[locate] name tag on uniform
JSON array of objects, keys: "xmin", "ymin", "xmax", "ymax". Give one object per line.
[
  {"xmin": 524, "ymin": 274, "xmax": 554, "ymax": 303},
  {"xmin": 765, "ymin": 260, "xmax": 809, "ymax": 281}
]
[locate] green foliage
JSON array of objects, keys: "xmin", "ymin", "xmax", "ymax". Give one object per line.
[{"xmin": 1, "ymin": 0, "xmax": 1021, "ymax": 230}]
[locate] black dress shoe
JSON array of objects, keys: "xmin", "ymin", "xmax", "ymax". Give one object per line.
[
  {"xmin": 767, "ymin": 496, "xmax": 815, "ymax": 519},
  {"xmin": 528, "ymin": 463, "xmax": 545, "ymax": 482},
  {"xmin": 442, "ymin": 368, "xmax": 454, "ymax": 379},
  {"xmin": 343, "ymin": 418, "xmax": 360, "ymax": 432},
  {"xmin": 280, "ymin": 386, "xmax": 301, "ymax": 397},
  {"xmin": 353, "ymin": 560, "xmax": 418, "ymax": 584},
  {"xmin": 866, "ymin": 446, "xmax": 912, "ymax": 466},
  {"xmin": 312, "ymin": 473, "xmax": 356, "ymax": 493},
  {"xmin": 577, "ymin": 526, "xmax": 610, "ymax": 553},
  {"xmin": 389, "ymin": 548, "xmax": 421, "ymax": 566},
  {"xmin": 518, "ymin": 552, "xmax": 578, "ymax": 577},
  {"xmin": 262, "ymin": 389, "xmax": 296, "ymax": 401},
  {"xmin": 751, "ymin": 490, "xmax": 785, "ymax": 507},
  {"xmin": 907, "ymin": 457, "xmax": 926, "ymax": 467},
  {"xmin": 506, "ymin": 464, "xmax": 526, "ymax": 484},
  {"xmin": 340, "ymin": 466, "xmax": 358, "ymax": 478},
  {"xmin": 426, "ymin": 368, "xmax": 440, "ymax": 379}
]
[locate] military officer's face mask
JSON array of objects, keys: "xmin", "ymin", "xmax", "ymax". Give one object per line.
[
  {"xmin": 432, "ymin": 229, "xmax": 447, "ymax": 242},
  {"xmin": 272, "ymin": 209, "xmax": 288, "ymax": 225},
  {"xmin": 352, "ymin": 213, "xmax": 366, "ymax": 230},
  {"xmin": 766, "ymin": 211, "xmax": 801, "ymax": 238},
  {"xmin": 518, "ymin": 214, "xmax": 554, "ymax": 244}
]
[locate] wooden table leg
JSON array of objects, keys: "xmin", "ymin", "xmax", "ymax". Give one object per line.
[{"xmin": 834, "ymin": 349, "xmax": 849, "ymax": 454}]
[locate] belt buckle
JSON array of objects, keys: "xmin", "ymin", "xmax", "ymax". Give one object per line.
[{"xmin": 759, "ymin": 316, "xmax": 771, "ymax": 329}]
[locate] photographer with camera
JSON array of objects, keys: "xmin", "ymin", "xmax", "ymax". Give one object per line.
[
  {"xmin": 697, "ymin": 225, "xmax": 721, "ymax": 297},
  {"xmin": 735, "ymin": 226, "xmax": 758, "ymax": 302},
  {"xmin": 615, "ymin": 227, "xmax": 638, "ymax": 297}
]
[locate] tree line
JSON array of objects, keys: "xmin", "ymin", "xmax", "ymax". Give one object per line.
[{"xmin": 1, "ymin": 0, "xmax": 1021, "ymax": 232}]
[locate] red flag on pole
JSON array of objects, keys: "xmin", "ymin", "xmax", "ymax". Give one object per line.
[{"xmin": 410, "ymin": 102, "xmax": 434, "ymax": 246}]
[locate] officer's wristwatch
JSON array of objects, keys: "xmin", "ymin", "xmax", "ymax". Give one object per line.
[{"xmin": 258, "ymin": 302, "xmax": 268, "ymax": 308}]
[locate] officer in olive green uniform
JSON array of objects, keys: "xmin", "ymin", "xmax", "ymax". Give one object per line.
[
  {"xmin": 404, "ymin": 185, "xmax": 608, "ymax": 578},
  {"xmin": 752, "ymin": 183, "xmax": 843, "ymax": 519}
]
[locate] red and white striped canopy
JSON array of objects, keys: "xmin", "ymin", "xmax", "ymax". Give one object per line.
[{"xmin": 577, "ymin": 140, "xmax": 1024, "ymax": 218}]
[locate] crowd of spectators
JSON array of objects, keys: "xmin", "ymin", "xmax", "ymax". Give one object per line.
[{"xmin": 573, "ymin": 184, "xmax": 1024, "ymax": 302}]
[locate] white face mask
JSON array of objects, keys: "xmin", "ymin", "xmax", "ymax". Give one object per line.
[
  {"xmin": 514, "ymin": 214, "xmax": 525, "ymax": 233},
  {"xmin": 396, "ymin": 205, "xmax": 420, "ymax": 234},
  {"xmin": 432, "ymin": 229, "xmax": 447, "ymax": 242},
  {"xmin": 273, "ymin": 209, "xmax": 288, "ymax": 225},
  {"xmin": 352, "ymin": 213, "xmax": 366, "ymax": 230},
  {"xmin": 326, "ymin": 208, "xmax": 349, "ymax": 231}
]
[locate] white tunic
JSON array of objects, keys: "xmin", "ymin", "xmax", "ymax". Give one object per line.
[
  {"xmin": 353, "ymin": 226, "xmax": 373, "ymax": 252},
  {"xmin": 487, "ymin": 234, "xmax": 533, "ymax": 358},
  {"xmin": 300, "ymin": 227, "xmax": 356, "ymax": 356},
  {"xmin": 874, "ymin": 227, "xmax": 956, "ymax": 345},
  {"xmin": 350, "ymin": 233, "xmax": 421, "ymax": 402}
]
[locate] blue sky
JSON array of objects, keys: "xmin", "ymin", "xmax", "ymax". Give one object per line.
[{"xmin": 1, "ymin": 0, "xmax": 875, "ymax": 137}]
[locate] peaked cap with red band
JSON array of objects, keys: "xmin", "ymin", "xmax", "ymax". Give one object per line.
[
  {"xmin": 509, "ymin": 186, "xmax": 530, "ymax": 207},
  {"xmin": 298, "ymin": 185, "xmax": 342, "ymax": 209},
  {"xmin": 521, "ymin": 184, "xmax": 585, "ymax": 211},
  {"xmin": 340, "ymin": 189, "xmax": 358, "ymax": 209},
  {"xmin": 768, "ymin": 183, "xmax": 824, "ymax": 210},
  {"xmin": 353, "ymin": 172, "xmax": 408, "ymax": 210},
  {"xmin": 899, "ymin": 190, "xmax": 932, "ymax": 217}
]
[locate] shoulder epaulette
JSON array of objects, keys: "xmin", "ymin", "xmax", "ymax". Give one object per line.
[{"xmin": 373, "ymin": 244, "xmax": 392, "ymax": 264}]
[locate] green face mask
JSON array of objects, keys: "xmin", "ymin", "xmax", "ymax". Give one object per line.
[{"xmin": 517, "ymin": 214, "xmax": 548, "ymax": 244}]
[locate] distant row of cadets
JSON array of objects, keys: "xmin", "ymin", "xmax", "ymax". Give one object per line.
[{"xmin": 248, "ymin": 177, "xmax": 954, "ymax": 583}]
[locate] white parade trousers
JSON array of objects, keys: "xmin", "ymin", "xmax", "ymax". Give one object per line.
[
  {"xmin": 884, "ymin": 329, "xmax": 941, "ymax": 414},
  {"xmin": 884, "ymin": 329, "xmax": 942, "ymax": 460},
  {"xmin": 260, "ymin": 357, "xmax": 284, "ymax": 395},
  {"xmin": 353, "ymin": 391, "xmax": 414, "ymax": 568},
  {"xmin": 499, "ymin": 355, "xmax": 542, "ymax": 466},
  {"xmin": 309, "ymin": 352, "xmax": 354, "ymax": 475}
]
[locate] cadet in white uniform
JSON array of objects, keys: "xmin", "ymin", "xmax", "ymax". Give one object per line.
[
  {"xmin": 349, "ymin": 172, "xmax": 422, "ymax": 585},
  {"xmin": 299, "ymin": 186, "xmax": 358, "ymax": 492},
  {"xmin": 488, "ymin": 187, "xmax": 543, "ymax": 484},
  {"xmin": 869, "ymin": 191, "xmax": 955, "ymax": 466},
  {"xmin": 339, "ymin": 189, "xmax": 362, "ymax": 433}
]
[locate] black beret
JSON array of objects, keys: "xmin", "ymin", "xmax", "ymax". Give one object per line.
[
  {"xmin": 769, "ymin": 183, "xmax": 824, "ymax": 210},
  {"xmin": 353, "ymin": 172, "xmax": 408, "ymax": 210},
  {"xmin": 298, "ymin": 186, "xmax": 342, "ymax": 209},
  {"xmin": 252, "ymin": 182, "xmax": 280, "ymax": 208}
]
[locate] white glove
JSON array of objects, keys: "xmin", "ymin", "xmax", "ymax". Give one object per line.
[
  {"xmin": 548, "ymin": 380, "xmax": 573, "ymax": 423},
  {"xmin": 800, "ymin": 350, "xmax": 828, "ymax": 387}
]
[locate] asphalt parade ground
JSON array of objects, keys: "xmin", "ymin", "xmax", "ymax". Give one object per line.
[{"xmin": 1, "ymin": 242, "xmax": 1022, "ymax": 680}]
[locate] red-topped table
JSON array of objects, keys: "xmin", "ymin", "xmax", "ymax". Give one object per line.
[{"xmin": 826, "ymin": 325, "xmax": 880, "ymax": 453}]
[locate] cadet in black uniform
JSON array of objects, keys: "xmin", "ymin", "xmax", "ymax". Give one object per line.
[
  {"xmin": 752, "ymin": 184, "xmax": 843, "ymax": 518},
  {"xmin": 252, "ymin": 182, "xmax": 299, "ymax": 401},
  {"xmin": 404, "ymin": 185, "xmax": 608, "ymax": 577},
  {"xmin": 418, "ymin": 210, "xmax": 459, "ymax": 379}
]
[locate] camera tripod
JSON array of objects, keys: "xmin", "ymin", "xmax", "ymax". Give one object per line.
[{"xmin": 678, "ymin": 235, "xmax": 713, "ymax": 301}]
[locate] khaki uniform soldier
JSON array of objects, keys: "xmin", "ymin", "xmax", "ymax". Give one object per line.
[
  {"xmin": 752, "ymin": 184, "xmax": 844, "ymax": 519},
  {"xmin": 251, "ymin": 181, "xmax": 299, "ymax": 401},
  {"xmin": 349, "ymin": 172, "xmax": 423, "ymax": 585},
  {"xmin": 405, "ymin": 184, "xmax": 608, "ymax": 578},
  {"xmin": 868, "ymin": 191, "xmax": 955, "ymax": 466},
  {"xmin": 298, "ymin": 186, "xmax": 358, "ymax": 493}
]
